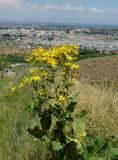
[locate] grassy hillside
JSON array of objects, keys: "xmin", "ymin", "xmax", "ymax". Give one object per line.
[{"xmin": 0, "ymin": 57, "xmax": 118, "ymax": 160}]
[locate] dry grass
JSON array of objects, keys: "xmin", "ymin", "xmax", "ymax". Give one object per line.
[
  {"xmin": 76, "ymin": 57, "xmax": 118, "ymax": 137},
  {"xmin": 0, "ymin": 77, "xmax": 49, "ymax": 160},
  {"xmin": 0, "ymin": 46, "xmax": 31, "ymax": 56},
  {"xmin": 79, "ymin": 56, "xmax": 118, "ymax": 89},
  {"xmin": 73, "ymin": 81, "xmax": 118, "ymax": 137}
]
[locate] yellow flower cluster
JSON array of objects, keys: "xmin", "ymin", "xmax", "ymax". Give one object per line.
[
  {"xmin": 9, "ymin": 75, "xmax": 41, "ymax": 94},
  {"xmin": 64, "ymin": 61, "xmax": 80, "ymax": 71},
  {"xmin": 25, "ymin": 45, "xmax": 79, "ymax": 69},
  {"xmin": 47, "ymin": 58, "xmax": 57, "ymax": 68},
  {"xmin": 18, "ymin": 76, "xmax": 41, "ymax": 88}
]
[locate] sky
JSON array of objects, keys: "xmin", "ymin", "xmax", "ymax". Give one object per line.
[{"xmin": 0, "ymin": 0, "xmax": 118, "ymax": 24}]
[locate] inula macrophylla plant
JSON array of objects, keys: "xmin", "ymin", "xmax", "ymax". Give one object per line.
[{"xmin": 10, "ymin": 45, "xmax": 117, "ymax": 160}]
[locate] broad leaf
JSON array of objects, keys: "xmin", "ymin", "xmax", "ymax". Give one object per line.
[
  {"xmin": 27, "ymin": 126, "xmax": 44, "ymax": 139},
  {"xmin": 66, "ymin": 101, "xmax": 77, "ymax": 113},
  {"xmin": 40, "ymin": 109, "xmax": 52, "ymax": 131},
  {"xmin": 42, "ymin": 135, "xmax": 50, "ymax": 143},
  {"xmin": 52, "ymin": 141, "xmax": 65, "ymax": 151},
  {"xmin": 73, "ymin": 114, "xmax": 86, "ymax": 139}
]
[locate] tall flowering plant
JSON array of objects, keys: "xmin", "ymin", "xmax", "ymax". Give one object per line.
[
  {"xmin": 19, "ymin": 45, "xmax": 86, "ymax": 159},
  {"xmin": 10, "ymin": 45, "xmax": 112, "ymax": 160}
]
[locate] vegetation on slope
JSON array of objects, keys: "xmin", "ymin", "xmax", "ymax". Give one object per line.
[{"xmin": 0, "ymin": 53, "xmax": 118, "ymax": 159}]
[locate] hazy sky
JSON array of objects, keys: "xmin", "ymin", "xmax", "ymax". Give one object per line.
[{"xmin": 0, "ymin": 0, "xmax": 118, "ymax": 24}]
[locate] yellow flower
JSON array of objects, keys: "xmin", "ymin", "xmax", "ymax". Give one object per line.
[
  {"xmin": 41, "ymin": 70, "xmax": 49, "ymax": 77},
  {"xmin": 29, "ymin": 68, "xmax": 38, "ymax": 74},
  {"xmin": 47, "ymin": 58, "xmax": 57, "ymax": 68},
  {"xmin": 10, "ymin": 86, "xmax": 17, "ymax": 93},
  {"xmin": 58, "ymin": 94, "xmax": 65, "ymax": 102},
  {"xmin": 64, "ymin": 62, "xmax": 72, "ymax": 67},
  {"xmin": 71, "ymin": 64, "xmax": 80, "ymax": 70},
  {"xmin": 72, "ymin": 73, "xmax": 79, "ymax": 78},
  {"xmin": 18, "ymin": 82, "xmax": 24, "ymax": 88},
  {"xmin": 21, "ymin": 76, "xmax": 41, "ymax": 86},
  {"xmin": 65, "ymin": 79, "xmax": 75, "ymax": 86},
  {"xmin": 22, "ymin": 77, "xmax": 30, "ymax": 84},
  {"xmin": 66, "ymin": 55, "xmax": 74, "ymax": 61},
  {"xmin": 38, "ymin": 91, "xmax": 45, "ymax": 96},
  {"xmin": 25, "ymin": 57, "xmax": 31, "ymax": 62},
  {"xmin": 30, "ymin": 76, "xmax": 41, "ymax": 82}
]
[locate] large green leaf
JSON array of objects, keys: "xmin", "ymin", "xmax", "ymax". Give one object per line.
[
  {"xmin": 66, "ymin": 101, "xmax": 77, "ymax": 113},
  {"xmin": 63, "ymin": 122, "xmax": 73, "ymax": 143},
  {"xmin": 110, "ymin": 147, "xmax": 118, "ymax": 156},
  {"xmin": 83, "ymin": 134, "xmax": 109, "ymax": 160},
  {"xmin": 52, "ymin": 141, "xmax": 65, "ymax": 151},
  {"xmin": 73, "ymin": 114, "xmax": 86, "ymax": 140},
  {"xmin": 40, "ymin": 109, "xmax": 52, "ymax": 131},
  {"xmin": 64, "ymin": 114, "xmax": 86, "ymax": 148},
  {"xmin": 53, "ymin": 104, "xmax": 62, "ymax": 118},
  {"xmin": 27, "ymin": 126, "xmax": 44, "ymax": 139},
  {"xmin": 70, "ymin": 93, "xmax": 79, "ymax": 102}
]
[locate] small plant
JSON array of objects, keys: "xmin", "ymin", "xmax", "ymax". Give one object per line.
[
  {"xmin": 11, "ymin": 45, "xmax": 117, "ymax": 160},
  {"xmin": 0, "ymin": 57, "xmax": 8, "ymax": 78}
]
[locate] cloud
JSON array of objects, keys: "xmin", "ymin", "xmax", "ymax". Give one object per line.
[
  {"xmin": 43, "ymin": 5, "xmax": 62, "ymax": 10},
  {"xmin": 0, "ymin": 1, "xmax": 106, "ymax": 15},
  {"xmin": 41, "ymin": 4, "xmax": 78, "ymax": 11},
  {"xmin": 30, "ymin": 4, "xmax": 105, "ymax": 14},
  {"xmin": 1, "ymin": 1, "xmax": 116, "ymax": 23},
  {"xmin": 110, "ymin": 8, "xmax": 118, "ymax": 14},
  {"xmin": 63, "ymin": 4, "xmax": 74, "ymax": 11},
  {"xmin": 88, "ymin": 8, "xmax": 105, "ymax": 14},
  {"xmin": 0, "ymin": 0, "xmax": 20, "ymax": 5},
  {"xmin": 23, "ymin": 4, "xmax": 86, "ymax": 13},
  {"xmin": 76, "ymin": 6, "xmax": 85, "ymax": 12},
  {"xmin": 39, "ymin": 4, "xmax": 85, "ymax": 12},
  {"xmin": 0, "ymin": 0, "xmax": 22, "ymax": 8}
]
